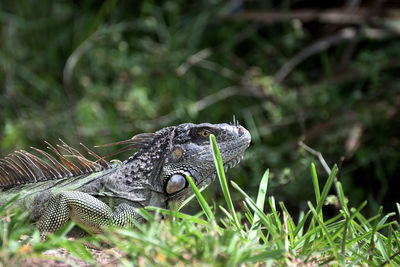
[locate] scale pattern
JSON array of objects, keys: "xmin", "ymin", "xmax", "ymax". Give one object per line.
[
  {"xmin": 39, "ymin": 191, "xmax": 138, "ymax": 239},
  {"xmin": 0, "ymin": 140, "xmax": 112, "ymax": 187}
]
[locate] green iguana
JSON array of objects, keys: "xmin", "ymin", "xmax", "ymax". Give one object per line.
[{"xmin": 0, "ymin": 123, "xmax": 251, "ymax": 238}]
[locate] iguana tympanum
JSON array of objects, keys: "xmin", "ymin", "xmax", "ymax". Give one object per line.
[{"xmin": 0, "ymin": 123, "xmax": 251, "ymax": 238}]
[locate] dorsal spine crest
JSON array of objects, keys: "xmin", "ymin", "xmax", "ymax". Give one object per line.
[{"xmin": 0, "ymin": 140, "xmax": 112, "ymax": 187}]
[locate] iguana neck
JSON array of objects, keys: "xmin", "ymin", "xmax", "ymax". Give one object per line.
[{"xmin": 100, "ymin": 127, "xmax": 173, "ymax": 206}]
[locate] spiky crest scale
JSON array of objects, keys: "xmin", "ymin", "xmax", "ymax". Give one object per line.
[
  {"xmin": 0, "ymin": 132, "xmax": 157, "ymax": 188},
  {"xmin": 0, "ymin": 140, "xmax": 111, "ymax": 187}
]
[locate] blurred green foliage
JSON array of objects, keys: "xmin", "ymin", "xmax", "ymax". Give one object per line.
[{"xmin": 1, "ymin": 0, "xmax": 399, "ymax": 217}]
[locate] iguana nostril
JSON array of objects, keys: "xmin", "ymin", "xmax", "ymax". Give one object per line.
[{"xmin": 238, "ymin": 127, "xmax": 244, "ymax": 136}]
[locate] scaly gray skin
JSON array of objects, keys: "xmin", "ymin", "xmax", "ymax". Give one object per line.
[{"xmin": 0, "ymin": 123, "xmax": 251, "ymax": 237}]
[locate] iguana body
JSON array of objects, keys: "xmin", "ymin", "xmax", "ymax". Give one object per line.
[{"xmin": 0, "ymin": 123, "xmax": 251, "ymax": 237}]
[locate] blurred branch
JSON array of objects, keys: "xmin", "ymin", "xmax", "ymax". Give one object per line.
[
  {"xmin": 63, "ymin": 34, "xmax": 100, "ymax": 89},
  {"xmin": 299, "ymin": 141, "xmax": 332, "ymax": 177},
  {"xmin": 340, "ymin": 0, "xmax": 363, "ymax": 66},
  {"xmin": 345, "ymin": 122, "xmax": 363, "ymax": 157},
  {"xmin": 176, "ymin": 26, "xmax": 258, "ymax": 79},
  {"xmin": 273, "ymin": 25, "xmax": 400, "ymax": 84},
  {"xmin": 176, "ymin": 49, "xmax": 238, "ymax": 80},
  {"xmin": 63, "ymin": 21, "xmax": 139, "ymax": 88},
  {"xmin": 313, "ymin": 56, "xmax": 400, "ymax": 86},
  {"xmin": 64, "ymin": 0, "xmax": 119, "ymax": 88},
  {"xmin": 298, "ymin": 141, "xmax": 340, "ymax": 198},
  {"xmin": 344, "ymin": 0, "xmax": 362, "ymax": 11},
  {"xmin": 196, "ymin": 60, "xmax": 238, "ymax": 80},
  {"xmin": 340, "ymin": 0, "xmax": 387, "ymax": 67},
  {"xmin": 193, "ymin": 86, "xmax": 240, "ymax": 111},
  {"xmin": 273, "ymin": 28, "xmax": 358, "ymax": 84},
  {"xmin": 176, "ymin": 49, "xmax": 212, "ymax": 76},
  {"xmin": 144, "ymin": 85, "xmax": 272, "ymax": 127},
  {"xmin": 225, "ymin": 7, "xmax": 398, "ymax": 25},
  {"xmin": 225, "ymin": 2, "xmax": 400, "ymax": 84}
]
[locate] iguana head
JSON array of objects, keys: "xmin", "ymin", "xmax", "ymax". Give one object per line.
[
  {"xmin": 107, "ymin": 122, "xmax": 251, "ymax": 209},
  {"xmin": 156, "ymin": 122, "xmax": 251, "ymax": 207}
]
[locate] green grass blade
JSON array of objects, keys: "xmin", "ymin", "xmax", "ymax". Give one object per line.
[
  {"xmin": 178, "ymin": 184, "xmax": 209, "ymax": 211},
  {"xmin": 0, "ymin": 194, "xmax": 21, "ymax": 214},
  {"xmin": 293, "ymin": 210, "xmax": 311, "ymax": 238},
  {"xmin": 63, "ymin": 241, "xmax": 95, "ymax": 264},
  {"xmin": 269, "ymin": 196, "xmax": 282, "ymax": 232},
  {"xmin": 186, "ymin": 174, "xmax": 215, "ymax": 221},
  {"xmin": 210, "ymin": 134, "xmax": 242, "ymax": 233},
  {"xmin": 248, "ymin": 169, "xmax": 269, "ymax": 239},
  {"xmin": 240, "ymin": 249, "xmax": 285, "ymax": 263},
  {"xmin": 368, "ymin": 206, "xmax": 383, "ymax": 261},
  {"xmin": 145, "ymin": 206, "xmax": 208, "ymax": 225},
  {"xmin": 337, "ymin": 181, "xmax": 350, "ymax": 216},
  {"xmin": 341, "ymin": 214, "xmax": 349, "ymax": 256},
  {"xmin": 219, "ymin": 205, "xmax": 234, "ymax": 221},
  {"xmin": 315, "ymin": 164, "xmax": 338, "ymax": 222},
  {"xmin": 242, "ymin": 201, "xmax": 254, "ymax": 225},
  {"xmin": 232, "ymin": 181, "xmax": 279, "ymax": 239},
  {"xmin": 311, "ymin": 163, "xmax": 321, "ymax": 220},
  {"xmin": 308, "ymin": 201, "xmax": 339, "ymax": 260},
  {"xmin": 279, "ymin": 202, "xmax": 296, "ymax": 248}
]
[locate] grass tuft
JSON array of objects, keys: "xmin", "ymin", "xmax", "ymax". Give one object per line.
[{"xmin": 0, "ymin": 136, "xmax": 399, "ymax": 265}]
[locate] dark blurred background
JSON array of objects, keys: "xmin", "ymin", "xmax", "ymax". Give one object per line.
[{"xmin": 1, "ymin": 0, "xmax": 399, "ymax": 217}]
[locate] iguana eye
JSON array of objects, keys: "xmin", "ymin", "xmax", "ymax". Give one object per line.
[
  {"xmin": 199, "ymin": 130, "xmax": 211, "ymax": 138},
  {"xmin": 166, "ymin": 174, "xmax": 186, "ymax": 194}
]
